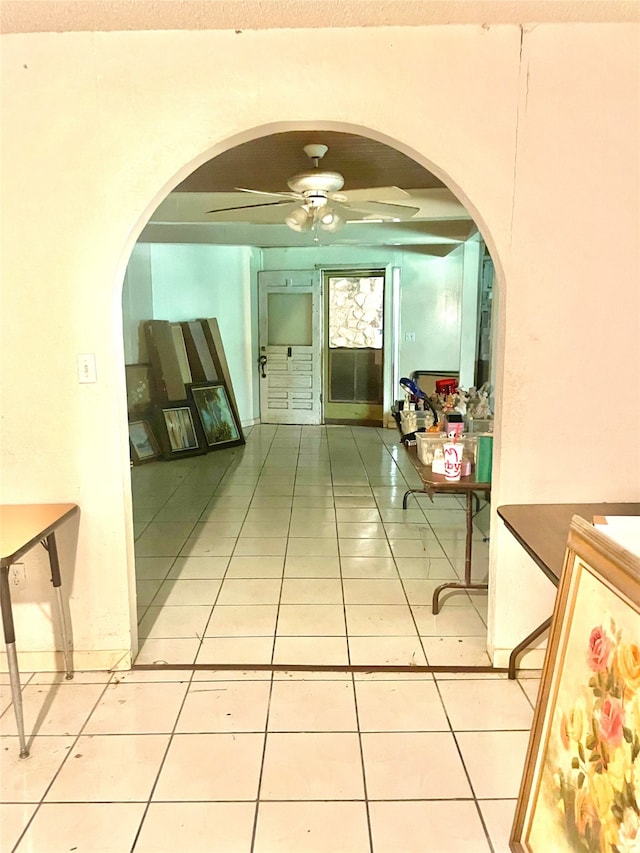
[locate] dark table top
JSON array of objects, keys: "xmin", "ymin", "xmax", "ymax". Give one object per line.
[{"xmin": 497, "ymin": 502, "xmax": 640, "ymax": 585}]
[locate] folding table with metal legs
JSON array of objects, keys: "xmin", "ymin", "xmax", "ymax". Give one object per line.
[
  {"xmin": 401, "ymin": 447, "xmax": 491, "ymax": 613},
  {"xmin": 0, "ymin": 503, "xmax": 78, "ymax": 757}
]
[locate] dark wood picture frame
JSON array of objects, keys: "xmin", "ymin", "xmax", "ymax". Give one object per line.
[
  {"xmin": 128, "ymin": 419, "xmax": 161, "ymax": 465},
  {"xmin": 510, "ymin": 515, "xmax": 640, "ymax": 851},
  {"xmin": 154, "ymin": 400, "xmax": 206, "ymax": 460},
  {"xmin": 187, "ymin": 381, "xmax": 245, "ymax": 450}
]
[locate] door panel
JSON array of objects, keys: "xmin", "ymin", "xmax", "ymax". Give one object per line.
[
  {"xmin": 323, "ymin": 270, "xmax": 385, "ymax": 424},
  {"xmin": 258, "ymin": 270, "xmax": 322, "ymax": 425}
]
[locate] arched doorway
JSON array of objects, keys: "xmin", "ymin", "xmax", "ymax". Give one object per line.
[{"xmin": 120, "ymin": 123, "xmax": 503, "ymax": 671}]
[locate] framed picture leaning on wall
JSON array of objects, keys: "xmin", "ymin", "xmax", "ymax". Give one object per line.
[
  {"xmin": 128, "ymin": 419, "xmax": 160, "ymax": 465},
  {"xmin": 155, "ymin": 401, "xmax": 206, "ymax": 459},
  {"xmin": 125, "ymin": 363, "xmax": 155, "ymax": 416},
  {"xmin": 510, "ymin": 515, "xmax": 640, "ymax": 852},
  {"xmin": 187, "ymin": 381, "xmax": 245, "ymax": 450}
]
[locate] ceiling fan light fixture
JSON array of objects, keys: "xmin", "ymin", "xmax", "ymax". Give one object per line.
[
  {"xmin": 319, "ymin": 209, "xmax": 344, "ymax": 232},
  {"xmin": 285, "ymin": 205, "xmax": 314, "ymax": 232}
]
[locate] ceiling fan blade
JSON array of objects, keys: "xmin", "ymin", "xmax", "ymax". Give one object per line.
[
  {"xmin": 207, "ymin": 199, "xmax": 295, "ymax": 214},
  {"xmin": 235, "ymin": 187, "xmax": 302, "ymax": 201},
  {"xmin": 338, "ymin": 186, "xmax": 414, "ymax": 203},
  {"xmin": 334, "ymin": 200, "xmax": 420, "ymax": 221},
  {"xmin": 206, "ymin": 200, "xmax": 300, "ymax": 223}
]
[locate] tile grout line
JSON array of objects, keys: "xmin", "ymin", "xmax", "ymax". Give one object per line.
[
  {"xmin": 191, "ymin": 424, "xmax": 276, "ymax": 669},
  {"xmin": 129, "ymin": 667, "xmax": 197, "ymax": 851},
  {"xmin": 359, "ymin": 424, "xmax": 432, "ymax": 670},
  {"xmin": 431, "ymin": 675, "xmax": 497, "ymax": 853},
  {"xmin": 135, "ymin": 448, "xmax": 243, "ymax": 647},
  {"xmin": 331, "ymin": 432, "xmax": 353, "ymax": 669},
  {"xmin": 351, "ymin": 670, "xmax": 376, "ymax": 853},
  {"xmin": 9, "ymin": 673, "xmax": 115, "ymax": 853},
  {"xmin": 270, "ymin": 425, "xmax": 300, "ymax": 668},
  {"xmin": 248, "ymin": 671, "xmax": 275, "ymax": 853}
]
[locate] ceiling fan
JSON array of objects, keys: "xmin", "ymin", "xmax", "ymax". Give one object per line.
[{"xmin": 205, "ymin": 144, "xmax": 420, "ymax": 234}]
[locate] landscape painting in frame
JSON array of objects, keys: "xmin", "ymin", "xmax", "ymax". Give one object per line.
[
  {"xmin": 128, "ymin": 419, "xmax": 159, "ymax": 465},
  {"xmin": 511, "ymin": 516, "xmax": 640, "ymax": 853},
  {"xmin": 157, "ymin": 402, "xmax": 205, "ymax": 459},
  {"xmin": 189, "ymin": 382, "xmax": 244, "ymax": 450}
]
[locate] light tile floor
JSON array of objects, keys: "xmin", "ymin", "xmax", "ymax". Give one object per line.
[
  {"xmin": 1, "ymin": 425, "xmax": 541, "ymax": 851},
  {"xmin": 132, "ymin": 424, "xmax": 493, "ymax": 668},
  {"xmin": 1, "ymin": 667, "xmax": 539, "ymax": 852}
]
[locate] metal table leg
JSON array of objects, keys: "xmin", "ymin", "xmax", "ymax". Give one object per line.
[
  {"xmin": 432, "ymin": 490, "xmax": 488, "ymax": 614},
  {"xmin": 43, "ymin": 533, "xmax": 73, "ymax": 679},
  {"xmin": 508, "ymin": 616, "xmax": 552, "ymax": 679},
  {"xmin": 402, "ymin": 488, "xmax": 425, "ymax": 510},
  {"xmin": 0, "ymin": 566, "xmax": 29, "ymax": 757}
]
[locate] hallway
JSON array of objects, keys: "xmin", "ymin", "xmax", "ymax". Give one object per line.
[{"xmin": 132, "ymin": 424, "xmax": 492, "ymax": 669}]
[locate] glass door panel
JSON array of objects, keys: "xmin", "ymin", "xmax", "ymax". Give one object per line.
[
  {"xmin": 267, "ymin": 292, "xmax": 312, "ymax": 346},
  {"xmin": 324, "ymin": 271, "xmax": 385, "ymax": 424}
]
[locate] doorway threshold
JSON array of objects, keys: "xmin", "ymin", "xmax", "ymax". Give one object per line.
[{"xmin": 131, "ymin": 662, "xmax": 508, "ymax": 675}]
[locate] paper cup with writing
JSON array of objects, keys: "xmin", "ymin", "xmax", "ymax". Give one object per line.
[{"xmin": 443, "ymin": 442, "xmax": 463, "ymax": 481}]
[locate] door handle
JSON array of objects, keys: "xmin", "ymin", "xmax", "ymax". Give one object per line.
[{"xmin": 258, "ymin": 354, "xmax": 268, "ymax": 378}]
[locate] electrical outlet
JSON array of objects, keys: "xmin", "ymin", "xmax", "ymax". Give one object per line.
[
  {"xmin": 9, "ymin": 563, "xmax": 26, "ymax": 588},
  {"xmin": 404, "ymin": 331, "xmax": 416, "ymax": 342}
]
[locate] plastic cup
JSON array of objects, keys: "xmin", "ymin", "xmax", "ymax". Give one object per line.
[{"xmin": 443, "ymin": 442, "xmax": 463, "ymax": 480}]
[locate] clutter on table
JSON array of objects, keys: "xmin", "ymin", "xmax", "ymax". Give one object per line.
[{"xmin": 394, "ymin": 378, "xmax": 494, "ymax": 481}]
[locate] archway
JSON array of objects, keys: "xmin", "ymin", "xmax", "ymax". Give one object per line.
[{"xmin": 117, "ymin": 122, "xmax": 506, "ymax": 669}]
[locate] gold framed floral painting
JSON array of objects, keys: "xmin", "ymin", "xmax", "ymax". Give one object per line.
[{"xmin": 511, "ymin": 515, "xmax": 640, "ymax": 852}]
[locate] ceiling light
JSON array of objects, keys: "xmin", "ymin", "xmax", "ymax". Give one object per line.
[
  {"xmin": 285, "ymin": 202, "xmax": 345, "ymax": 234},
  {"xmin": 285, "ymin": 205, "xmax": 314, "ymax": 232},
  {"xmin": 319, "ymin": 210, "xmax": 343, "ymax": 233}
]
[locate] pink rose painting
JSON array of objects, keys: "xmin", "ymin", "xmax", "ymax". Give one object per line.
[
  {"xmin": 587, "ymin": 626, "xmax": 613, "ymax": 673},
  {"xmin": 512, "ymin": 524, "xmax": 640, "ymax": 853},
  {"xmin": 549, "ymin": 619, "xmax": 640, "ymax": 852},
  {"xmin": 598, "ymin": 697, "xmax": 625, "ymax": 749}
]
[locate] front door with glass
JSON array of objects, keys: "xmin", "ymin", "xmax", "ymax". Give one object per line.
[{"xmin": 257, "ymin": 270, "xmax": 322, "ymax": 425}]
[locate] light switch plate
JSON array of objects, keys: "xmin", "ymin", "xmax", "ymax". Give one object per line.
[{"xmin": 77, "ymin": 353, "xmax": 97, "ymax": 383}]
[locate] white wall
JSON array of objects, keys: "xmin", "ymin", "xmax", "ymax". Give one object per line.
[
  {"xmin": 398, "ymin": 248, "xmax": 464, "ymax": 379},
  {"xmin": 1, "ymin": 21, "xmax": 638, "ymax": 671},
  {"xmin": 122, "ymin": 243, "xmax": 153, "ymax": 363},
  {"xmin": 459, "ymin": 239, "xmax": 482, "ymax": 389},
  {"xmin": 123, "ymin": 242, "xmax": 259, "ymax": 425}
]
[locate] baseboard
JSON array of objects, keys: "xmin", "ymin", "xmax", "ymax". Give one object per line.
[
  {"xmin": 492, "ymin": 646, "xmax": 547, "ymax": 670},
  {"xmin": 0, "ymin": 648, "xmax": 132, "ymax": 674},
  {"xmin": 324, "ymin": 418, "xmax": 383, "ymax": 427}
]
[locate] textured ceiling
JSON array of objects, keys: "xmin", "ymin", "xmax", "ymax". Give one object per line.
[
  {"xmin": 2, "ymin": 0, "xmax": 638, "ymax": 34},
  {"xmin": 176, "ymin": 131, "xmax": 445, "ymax": 194}
]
